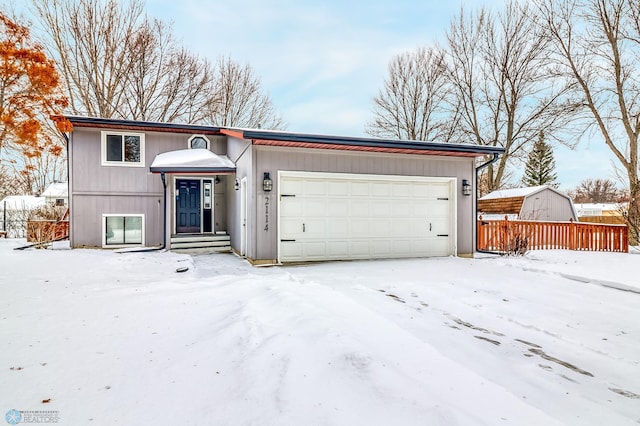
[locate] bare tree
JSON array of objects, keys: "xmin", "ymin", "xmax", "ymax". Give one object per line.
[
  {"xmin": 567, "ymin": 178, "xmax": 626, "ymax": 203},
  {"xmin": 536, "ymin": 0, "xmax": 640, "ymax": 243},
  {"xmin": 31, "ymin": 0, "xmax": 144, "ymax": 118},
  {"xmin": 31, "ymin": 0, "xmax": 213, "ymax": 123},
  {"xmin": 366, "ymin": 47, "xmax": 456, "ymax": 141},
  {"xmin": 446, "ymin": 1, "xmax": 577, "ymax": 192},
  {"xmin": 122, "ymin": 18, "xmax": 213, "ymax": 123},
  {"xmin": 205, "ymin": 56, "xmax": 285, "ymax": 129}
]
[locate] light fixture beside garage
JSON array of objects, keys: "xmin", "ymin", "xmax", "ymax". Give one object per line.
[
  {"xmin": 263, "ymin": 172, "xmax": 273, "ymax": 192},
  {"xmin": 462, "ymin": 179, "xmax": 472, "ymax": 196}
]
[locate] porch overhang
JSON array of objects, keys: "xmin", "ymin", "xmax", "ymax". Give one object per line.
[{"xmin": 149, "ymin": 149, "xmax": 236, "ymax": 174}]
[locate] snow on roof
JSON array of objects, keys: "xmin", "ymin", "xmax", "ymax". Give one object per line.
[
  {"xmin": 41, "ymin": 182, "xmax": 68, "ymax": 198},
  {"xmin": 479, "ymin": 185, "xmax": 548, "ymax": 200},
  {"xmin": 574, "ymin": 203, "xmax": 621, "ymax": 210},
  {"xmin": 0, "ymin": 195, "xmax": 46, "ymax": 210},
  {"xmin": 149, "ymin": 149, "xmax": 235, "ymax": 173}
]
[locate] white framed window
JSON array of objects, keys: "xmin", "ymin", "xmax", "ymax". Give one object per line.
[
  {"xmin": 101, "ymin": 131, "xmax": 145, "ymax": 167},
  {"xmin": 102, "ymin": 214, "xmax": 145, "ymax": 247},
  {"xmin": 188, "ymin": 134, "xmax": 210, "ymax": 150}
]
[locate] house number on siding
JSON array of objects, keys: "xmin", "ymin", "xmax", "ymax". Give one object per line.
[{"xmin": 264, "ymin": 196, "xmax": 270, "ymax": 231}]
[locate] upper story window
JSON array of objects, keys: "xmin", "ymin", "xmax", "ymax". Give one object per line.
[
  {"xmin": 101, "ymin": 131, "xmax": 145, "ymax": 167},
  {"xmin": 188, "ymin": 134, "xmax": 210, "ymax": 150}
]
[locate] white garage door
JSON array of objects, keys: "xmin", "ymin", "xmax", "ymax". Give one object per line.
[{"xmin": 278, "ymin": 171, "xmax": 456, "ymax": 262}]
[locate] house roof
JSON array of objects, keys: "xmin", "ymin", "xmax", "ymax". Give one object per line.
[
  {"xmin": 0, "ymin": 195, "xmax": 46, "ymax": 210},
  {"xmin": 66, "ymin": 116, "xmax": 505, "ymax": 158},
  {"xmin": 149, "ymin": 149, "xmax": 236, "ymax": 174},
  {"xmin": 41, "ymin": 182, "xmax": 68, "ymax": 198}
]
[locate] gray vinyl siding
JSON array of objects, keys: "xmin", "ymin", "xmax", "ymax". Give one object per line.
[
  {"xmin": 69, "ymin": 127, "xmax": 225, "ymax": 247},
  {"xmin": 252, "ymin": 145, "xmax": 476, "ymax": 261},
  {"xmin": 520, "ymin": 188, "xmax": 577, "ymax": 221}
]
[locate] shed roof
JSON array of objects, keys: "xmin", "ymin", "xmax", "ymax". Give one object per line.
[{"xmin": 479, "ymin": 185, "xmax": 548, "ymax": 200}]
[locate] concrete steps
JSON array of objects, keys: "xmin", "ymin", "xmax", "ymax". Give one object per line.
[{"xmin": 170, "ymin": 233, "xmax": 231, "ymax": 253}]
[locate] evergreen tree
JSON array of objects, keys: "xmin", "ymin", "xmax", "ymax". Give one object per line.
[{"xmin": 521, "ymin": 131, "xmax": 559, "ymax": 187}]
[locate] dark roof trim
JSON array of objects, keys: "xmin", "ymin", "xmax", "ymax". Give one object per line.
[
  {"xmin": 252, "ymin": 139, "xmax": 481, "ymax": 157},
  {"xmin": 66, "ymin": 116, "xmax": 504, "ymax": 156},
  {"xmin": 149, "ymin": 166, "xmax": 236, "ymax": 174},
  {"xmin": 237, "ymin": 129, "xmax": 505, "ymax": 156},
  {"xmin": 66, "ymin": 116, "xmax": 221, "ymax": 134}
]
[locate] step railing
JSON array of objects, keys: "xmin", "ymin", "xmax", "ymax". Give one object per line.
[{"xmin": 478, "ymin": 217, "xmax": 628, "ymax": 253}]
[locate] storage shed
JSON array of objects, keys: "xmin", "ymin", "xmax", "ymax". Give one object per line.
[{"xmin": 478, "ymin": 185, "xmax": 577, "ymax": 222}]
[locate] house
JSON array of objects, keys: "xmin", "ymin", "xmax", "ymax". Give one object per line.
[
  {"xmin": 40, "ymin": 181, "xmax": 69, "ymax": 206},
  {"xmin": 575, "ymin": 203, "xmax": 626, "ymax": 225},
  {"xmin": 478, "ymin": 185, "xmax": 577, "ymax": 222},
  {"xmin": 65, "ymin": 116, "xmax": 504, "ymax": 264}
]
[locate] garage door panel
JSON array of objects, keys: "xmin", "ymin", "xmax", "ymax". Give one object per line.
[
  {"xmin": 280, "ymin": 241, "xmax": 303, "ymax": 258},
  {"xmin": 328, "ymin": 181, "xmax": 348, "ymax": 196},
  {"xmin": 431, "ymin": 183, "xmax": 451, "ymax": 198},
  {"xmin": 351, "ymin": 181, "xmax": 370, "ymax": 196},
  {"xmin": 392, "ymin": 219, "xmax": 415, "ymax": 237},
  {"xmin": 351, "ymin": 200, "xmax": 371, "ymax": 216},
  {"xmin": 304, "ymin": 219, "xmax": 326, "ymax": 235},
  {"xmin": 303, "ymin": 180, "xmax": 326, "ymax": 195},
  {"xmin": 430, "ymin": 202, "xmax": 450, "ymax": 216},
  {"xmin": 371, "ymin": 220, "xmax": 392, "ymax": 237},
  {"xmin": 392, "ymin": 183, "xmax": 411, "ymax": 197},
  {"xmin": 281, "ymin": 179, "xmax": 303, "ymax": 194},
  {"xmin": 327, "ymin": 200, "xmax": 348, "ymax": 216},
  {"xmin": 371, "ymin": 182, "xmax": 391, "ymax": 196},
  {"xmin": 371, "ymin": 201, "xmax": 392, "ymax": 217},
  {"xmin": 281, "ymin": 219, "xmax": 303, "ymax": 237},
  {"xmin": 327, "ymin": 241, "xmax": 349, "ymax": 257},
  {"xmin": 412, "ymin": 183, "xmax": 431, "ymax": 197},
  {"xmin": 279, "ymin": 172, "xmax": 455, "ymax": 262},
  {"xmin": 392, "ymin": 201, "xmax": 412, "ymax": 217},
  {"xmin": 371, "ymin": 240, "xmax": 391, "ymax": 255},
  {"xmin": 350, "ymin": 241, "xmax": 370, "ymax": 257},
  {"xmin": 327, "ymin": 219, "xmax": 349, "ymax": 235},
  {"xmin": 303, "ymin": 199, "xmax": 326, "ymax": 216},
  {"xmin": 350, "ymin": 220, "xmax": 370, "ymax": 236},
  {"xmin": 304, "ymin": 241, "xmax": 327, "ymax": 257},
  {"xmin": 412, "ymin": 201, "xmax": 429, "ymax": 216}
]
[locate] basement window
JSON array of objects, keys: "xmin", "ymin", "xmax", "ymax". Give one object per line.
[{"xmin": 103, "ymin": 214, "xmax": 144, "ymax": 247}]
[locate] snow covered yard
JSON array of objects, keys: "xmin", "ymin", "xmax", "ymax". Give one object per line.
[{"xmin": 1, "ymin": 240, "xmax": 639, "ymax": 425}]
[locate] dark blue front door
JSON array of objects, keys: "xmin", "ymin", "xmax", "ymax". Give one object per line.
[{"xmin": 176, "ymin": 179, "xmax": 201, "ymax": 233}]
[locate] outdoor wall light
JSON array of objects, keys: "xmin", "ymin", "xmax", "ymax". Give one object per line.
[
  {"xmin": 462, "ymin": 179, "xmax": 472, "ymax": 196},
  {"xmin": 263, "ymin": 172, "xmax": 273, "ymax": 192},
  {"xmin": 234, "ymin": 178, "xmax": 240, "ymax": 191}
]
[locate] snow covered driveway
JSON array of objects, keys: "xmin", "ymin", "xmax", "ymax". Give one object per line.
[{"xmin": 1, "ymin": 240, "xmax": 639, "ymax": 425}]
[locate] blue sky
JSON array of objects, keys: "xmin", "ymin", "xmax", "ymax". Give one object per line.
[
  {"xmin": 8, "ymin": 0, "xmax": 623, "ymax": 190},
  {"xmin": 142, "ymin": 0, "xmax": 621, "ymax": 191}
]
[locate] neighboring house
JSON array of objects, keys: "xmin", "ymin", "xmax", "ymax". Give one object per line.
[
  {"xmin": 575, "ymin": 203, "xmax": 626, "ymax": 225},
  {"xmin": 0, "ymin": 195, "xmax": 47, "ymax": 237},
  {"xmin": 41, "ymin": 181, "xmax": 69, "ymax": 206},
  {"xmin": 478, "ymin": 185, "xmax": 577, "ymax": 222},
  {"xmin": 66, "ymin": 116, "xmax": 503, "ymax": 264}
]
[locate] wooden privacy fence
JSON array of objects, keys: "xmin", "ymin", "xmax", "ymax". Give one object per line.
[{"xmin": 478, "ymin": 218, "xmax": 628, "ymax": 253}]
